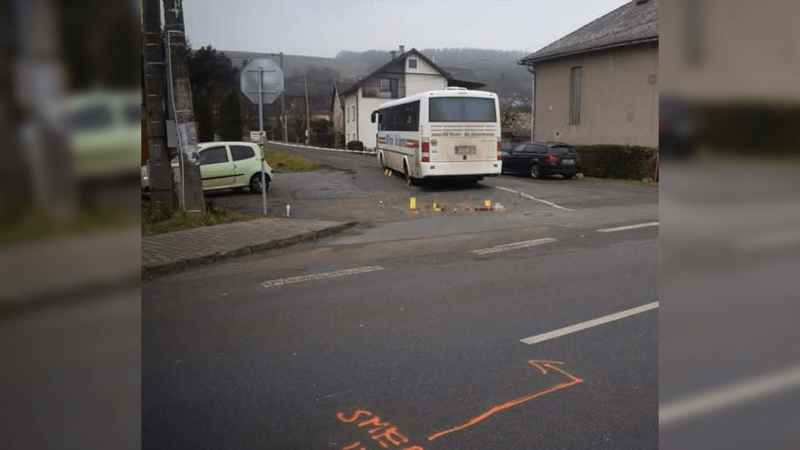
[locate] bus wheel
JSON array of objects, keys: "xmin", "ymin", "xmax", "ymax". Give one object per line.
[{"xmin": 403, "ymin": 161, "xmax": 417, "ymax": 186}]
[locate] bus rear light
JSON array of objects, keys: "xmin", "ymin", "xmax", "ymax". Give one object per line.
[
  {"xmin": 422, "ymin": 141, "xmax": 430, "ymax": 162},
  {"xmin": 497, "ymin": 141, "xmax": 502, "ymax": 160},
  {"xmin": 422, "ymin": 155, "xmax": 430, "ymax": 162}
]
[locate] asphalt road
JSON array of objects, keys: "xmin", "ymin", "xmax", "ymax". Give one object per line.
[{"xmin": 143, "ymin": 144, "xmax": 659, "ymax": 449}]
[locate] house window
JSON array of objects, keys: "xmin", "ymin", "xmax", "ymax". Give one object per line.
[
  {"xmin": 408, "ymin": 58, "xmax": 417, "ymax": 69},
  {"xmin": 569, "ymin": 66, "xmax": 582, "ymax": 125},
  {"xmin": 380, "ymin": 78, "xmax": 392, "ymax": 92}
]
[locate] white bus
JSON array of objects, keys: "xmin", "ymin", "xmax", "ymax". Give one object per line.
[{"xmin": 371, "ymin": 87, "xmax": 502, "ymax": 184}]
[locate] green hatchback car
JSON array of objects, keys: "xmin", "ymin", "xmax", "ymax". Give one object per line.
[{"xmin": 142, "ymin": 142, "xmax": 273, "ymax": 194}]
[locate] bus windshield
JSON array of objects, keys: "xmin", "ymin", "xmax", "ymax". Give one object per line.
[{"xmin": 429, "ymin": 97, "xmax": 496, "ymax": 122}]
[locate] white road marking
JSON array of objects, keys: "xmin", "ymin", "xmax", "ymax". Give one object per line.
[
  {"xmin": 520, "ymin": 193, "xmax": 575, "ymax": 212},
  {"xmin": 493, "ymin": 186, "xmax": 575, "ymax": 211},
  {"xmin": 597, "ymin": 222, "xmax": 659, "ymax": 233},
  {"xmin": 520, "ymin": 301, "xmax": 659, "ymax": 345},
  {"xmin": 494, "ymin": 186, "xmax": 519, "ymax": 194},
  {"xmin": 261, "ymin": 265, "xmax": 384, "ymax": 288},
  {"xmin": 471, "ymin": 238, "xmax": 557, "ymax": 255},
  {"xmin": 660, "ymin": 363, "xmax": 800, "ymax": 427}
]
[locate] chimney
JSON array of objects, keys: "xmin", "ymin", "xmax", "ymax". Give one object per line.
[
  {"xmin": 399, "ymin": 45, "xmax": 405, "ymax": 54},
  {"xmin": 390, "ymin": 50, "xmax": 396, "ymax": 60}
]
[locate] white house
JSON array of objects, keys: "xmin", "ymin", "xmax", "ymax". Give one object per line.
[{"xmin": 340, "ymin": 46, "xmax": 484, "ymax": 150}]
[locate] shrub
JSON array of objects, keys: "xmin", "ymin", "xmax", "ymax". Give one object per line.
[
  {"xmin": 334, "ymin": 132, "xmax": 345, "ymax": 149},
  {"xmin": 574, "ymin": 144, "xmax": 658, "ymax": 180},
  {"xmin": 310, "ymin": 119, "xmax": 335, "ymax": 148},
  {"xmin": 346, "ymin": 140, "xmax": 364, "ymax": 151}
]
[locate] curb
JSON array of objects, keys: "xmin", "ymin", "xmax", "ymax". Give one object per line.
[{"xmin": 141, "ymin": 221, "xmax": 359, "ymax": 280}]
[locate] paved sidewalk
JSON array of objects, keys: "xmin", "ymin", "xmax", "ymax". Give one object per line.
[{"xmin": 142, "ymin": 217, "xmax": 356, "ymax": 279}]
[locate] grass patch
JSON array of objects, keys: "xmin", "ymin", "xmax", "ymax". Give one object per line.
[
  {"xmin": 142, "ymin": 206, "xmax": 263, "ymax": 236},
  {"xmin": 263, "ymin": 146, "xmax": 319, "ymax": 173},
  {"xmin": 0, "ymin": 202, "xmax": 138, "ymax": 247}
]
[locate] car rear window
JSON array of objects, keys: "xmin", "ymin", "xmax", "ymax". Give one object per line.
[
  {"xmin": 550, "ymin": 146, "xmax": 576, "ymax": 156},
  {"xmin": 230, "ymin": 145, "xmax": 256, "ymax": 161}
]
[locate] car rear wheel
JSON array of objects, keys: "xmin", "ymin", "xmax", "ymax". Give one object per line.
[
  {"xmin": 249, "ymin": 173, "xmax": 269, "ymax": 194},
  {"xmin": 530, "ymin": 164, "xmax": 542, "ymax": 179}
]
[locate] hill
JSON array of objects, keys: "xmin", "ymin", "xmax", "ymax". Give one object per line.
[{"xmin": 335, "ymin": 47, "xmax": 531, "ymax": 103}]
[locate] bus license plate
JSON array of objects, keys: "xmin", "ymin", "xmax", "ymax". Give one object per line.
[
  {"xmin": 455, "ymin": 146, "xmax": 476, "ymax": 155},
  {"xmin": 562, "ymin": 159, "xmax": 575, "ymax": 165}
]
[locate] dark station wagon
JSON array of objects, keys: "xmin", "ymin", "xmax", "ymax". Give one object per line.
[{"xmin": 500, "ymin": 141, "xmax": 583, "ymax": 179}]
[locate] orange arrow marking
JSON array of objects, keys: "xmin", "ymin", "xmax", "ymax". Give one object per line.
[{"xmin": 427, "ymin": 359, "xmax": 583, "ymax": 442}]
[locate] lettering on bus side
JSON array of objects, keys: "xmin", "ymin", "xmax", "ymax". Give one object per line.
[{"xmin": 441, "ymin": 132, "xmax": 464, "ymax": 137}]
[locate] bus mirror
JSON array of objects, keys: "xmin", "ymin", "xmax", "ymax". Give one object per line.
[{"xmin": 371, "ymin": 111, "xmax": 379, "ymax": 123}]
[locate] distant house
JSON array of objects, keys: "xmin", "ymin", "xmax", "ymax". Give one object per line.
[
  {"xmin": 340, "ymin": 46, "xmax": 484, "ymax": 150},
  {"xmin": 519, "ymin": 0, "xmax": 659, "ymax": 148},
  {"xmin": 330, "ymin": 82, "xmax": 352, "ymax": 144}
]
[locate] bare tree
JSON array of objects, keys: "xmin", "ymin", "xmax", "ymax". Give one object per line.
[{"xmin": 499, "ymin": 98, "xmax": 531, "ymax": 139}]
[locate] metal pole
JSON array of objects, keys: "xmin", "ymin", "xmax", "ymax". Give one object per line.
[
  {"xmin": 280, "ymin": 52, "xmax": 287, "ymax": 142},
  {"xmin": 258, "ymin": 68, "xmax": 267, "ymax": 216},
  {"xmin": 304, "ymin": 73, "xmax": 311, "ymax": 145}
]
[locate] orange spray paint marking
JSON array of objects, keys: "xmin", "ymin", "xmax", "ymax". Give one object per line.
[
  {"xmin": 342, "ymin": 442, "xmax": 366, "ymax": 450},
  {"xmin": 427, "ymin": 360, "xmax": 583, "ymax": 442},
  {"xmin": 338, "ymin": 409, "xmax": 373, "ymax": 423},
  {"xmin": 358, "ymin": 415, "xmax": 391, "ymax": 433},
  {"xmin": 371, "ymin": 427, "xmax": 409, "ymax": 448}
]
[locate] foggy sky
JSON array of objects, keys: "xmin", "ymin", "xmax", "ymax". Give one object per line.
[{"xmin": 183, "ymin": 0, "xmax": 630, "ymax": 58}]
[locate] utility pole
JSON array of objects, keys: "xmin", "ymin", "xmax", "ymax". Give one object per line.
[
  {"xmin": 304, "ymin": 73, "xmax": 310, "ymax": 145},
  {"xmin": 280, "ymin": 52, "xmax": 287, "ymax": 142},
  {"xmin": 143, "ymin": 0, "xmax": 172, "ymax": 212},
  {"xmin": 163, "ymin": 0, "xmax": 204, "ymax": 215}
]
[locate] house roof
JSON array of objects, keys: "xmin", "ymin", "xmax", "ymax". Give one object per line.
[
  {"xmin": 519, "ymin": 0, "xmax": 658, "ymax": 65},
  {"xmin": 331, "ymin": 82, "xmax": 353, "ymax": 111},
  {"xmin": 335, "ymin": 82, "xmax": 352, "ymax": 94},
  {"xmin": 441, "ymin": 67, "xmax": 483, "ymax": 86},
  {"xmin": 340, "ymin": 48, "xmax": 484, "ymax": 96}
]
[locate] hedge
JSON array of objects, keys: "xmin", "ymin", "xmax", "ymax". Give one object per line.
[
  {"xmin": 346, "ymin": 140, "xmax": 364, "ymax": 150},
  {"xmin": 574, "ymin": 144, "xmax": 658, "ymax": 180}
]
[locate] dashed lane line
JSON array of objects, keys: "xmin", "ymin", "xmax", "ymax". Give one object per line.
[
  {"xmin": 597, "ymin": 222, "xmax": 659, "ymax": 233},
  {"xmin": 261, "ymin": 265, "xmax": 384, "ymax": 289},
  {"xmin": 470, "ymin": 238, "xmax": 558, "ymax": 255},
  {"xmin": 520, "ymin": 301, "xmax": 659, "ymax": 345}
]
